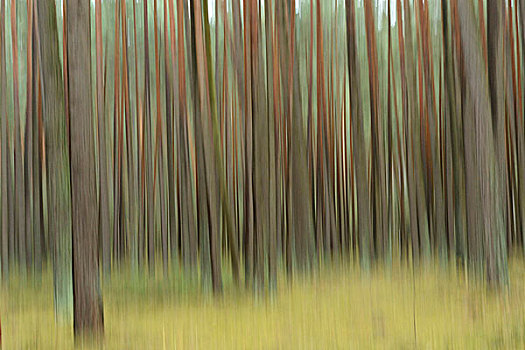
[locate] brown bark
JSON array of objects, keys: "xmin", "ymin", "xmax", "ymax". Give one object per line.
[
  {"xmin": 37, "ymin": 0, "xmax": 73, "ymax": 320},
  {"xmin": 95, "ymin": 0, "xmax": 110, "ymax": 278},
  {"xmin": 346, "ymin": 0, "xmax": 372, "ymax": 268},
  {"xmin": 166, "ymin": 0, "xmax": 178, "ymax": 268},
  {"xmin": 265, "ymin": 0, "xmax": 277, "ymax": 290},
  {"xmin": 457, "ymin": 0, "xmax": 507, "ymax": 285},
  {"xmin": 11, "ymin": 0, "xmax": 26, "ymax": 273},
  {"xmin": 0, "ymin": 0, "xmax": 7, "ymax": 279},
  {"xmin": 405, "ymin": 0, "xmax": 430, "ymax": 258},
  {"xmin": 67, "ymin": 0, "xmax": 104, "ymax": 336},
  {"xmin": 181, "ymin": 0, "xmax": 198, "ymax": 272},
  {"xmin": 192, "ymin": 0, "xmax": 223, "ymax": 293},
  {"xmin": 251, "ymin": 0, "xmax": 269, "ymax": 290}
]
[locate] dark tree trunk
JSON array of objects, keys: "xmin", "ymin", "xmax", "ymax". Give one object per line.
[
  {"xmin": 457, "ymin": 0, "xmax": 508, "ymax": 286},
  {"xmin": 24, "ymin": 0, "xmax": 35, "ymax": 272},
  {"xmin": 95, "ymin": 0, "xmax": 111, "ymax": 279},
  {"xmin": 37, "ymin": 0, "xmax": 73, "ymax": 321},
  {"xmin": 11, "ymin": 0, "xmax": 26, "ymax": 274},
  {"xmin": 346, "ymin": 0, "xmax": 372, "ymax": 269},
  {"xmin": 0, "ymin": 0, "xmax": 7, "ymax": 280},
  {"xmin": 251, "ymin": 0, "xmax": 269, "ymax": 291},
  {"xmin": 67, "ymin": 0, "xmax": 104, "ymax": 336}
]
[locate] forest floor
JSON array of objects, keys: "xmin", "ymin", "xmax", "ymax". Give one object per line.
[{"xmin": 1, "ymin": 257, "xmax": 525, "ymax": 349}]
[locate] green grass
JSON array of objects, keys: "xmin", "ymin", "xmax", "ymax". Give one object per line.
[{"xmin": 2, "ymin": 258, "xmax": 525, "ymax": 349}]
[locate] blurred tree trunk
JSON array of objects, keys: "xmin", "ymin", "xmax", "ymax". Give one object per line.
[
  {"xmin": 182, "ymin": 0, "xmax": 198, "ymax": 272},
  {"xmin": 0, "ymin": 0, "xmax": 9, "ymax": 281},
  {"xmin": 37, "ymin": 0, "xmax": 73, "ymax": 321},
  {"xmin": 396, "ymin": 0, "xmax": 417, "ymax": 264},
  {"xmin": 31, "ymin": 10, "xmax": 45, "ymax": 277},
  {"xmin": 188, "ymin": 0, "xmax": 211, "ymax": 289},
  {"xmin": 264, "ymin": 0, "xmax": 277, "ymax": 291},
  {"xmin": 67, "ymin": 0, "xmax": 104, "ymax": 335},
  {"xmin": 152, "ymin": 0, "xmax": 168, "ymax": 278},
  {"xmin": 95, "ymin": 0, "xmax": 110, "ymax": 279},
  {"xmin": 404, "ymin": 0, "xmax": 430, "ymax": 260},
  {"xmin": 133, "ymin": 0, "xmax": 145, "ymax": 273},
  {"xmin": 512, "ymin": 0, "xmax": 525, "ymax": 253},
  {"xmin": 457, "ymin": 0, "xmax": 507, "ymax": 285},
  {"xmin": 192, "ymin": 0, "xmax": 224, "ymax": 293},
  {"xmin": 24, "ymin": 0, "xmax": 35, "ymax": 272},
  {"xmin": 251, "ymin": 0, "xmax": 269, "ymax": 290},
  {"xmin": 277, "ymin": 0, "xmax": 314, "ymax": 273},
  {"xmin": 112, "ymin": 0, "xmax": 122, "ymax": 267},
  {"xmin": 346, "ymin": 0, "xmax": 371, "ymax": 268},
  {"xmin": 11, "ymin": 0, "xmax": 26, "ymax": 274},
  {"xmin": 486, "ymin": 0, "xmax": 508, "ymax": 283},
  {"xmin": 142, "ymin": 0, "xmax": 155, "ymax": 273},
  {"xmin": 516, "ymin": 0, "xmax": 525, "ymax": 252},
  {"xmin": 243, "ymin": 0, "xmax": 255, "ymax": 286},
  {"xmin": 0, "ymin": 0, "xmax": 7, "ymax": 280},
  {"xmin": 364, "ymin": 0, "xmax": 386, "ymax": 262},
  {"xmin": 418, "ymin": 0, "xmax": 446, "ymax": 261},
  {"xmin": 166, "ymin": 0, "xmax": 178, "ymax": 270},
  {"xmin": 120, "ymin": 0, "xmax": 137, "ymax": 274},
  {"xmin": 442, "ymin": 0, "xmax": 459, "ymax": 262}
]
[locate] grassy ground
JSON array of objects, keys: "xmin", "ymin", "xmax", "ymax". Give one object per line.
[{"xmin": 1, "ymin": 258, "xmax": 525, "ymax": 349}]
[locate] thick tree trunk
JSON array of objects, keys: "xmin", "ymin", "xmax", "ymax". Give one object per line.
[
  {"xmin": 404, "ymin": 0, "xmax": 430, "ymax": 259},
  {"xmin": 37, "ymin": 0, "xmax": 73, "ymax": 322},
  {"xmin": 192, "ymin": 0, "xmax": 224, "ymax": 293},
  {"xmin": 418, "ymin": 0, "xmax": 446, "ymax": 261},
  {"xmin": 457, "ymin": 0, "xmax": 507, "ymax": 286},
  {"xmin": 67, "ymin": 0, "xmax": 104, "ymax": 336}
]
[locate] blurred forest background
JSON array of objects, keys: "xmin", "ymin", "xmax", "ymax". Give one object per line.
[{"xmin": 1, "ymin": 0, "xmax": 525, "ymax": 348}]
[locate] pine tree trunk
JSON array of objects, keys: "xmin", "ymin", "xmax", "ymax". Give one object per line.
[
  {"xmin": 37, "ymin": 0, "xmax": 73, "ymax": 322},
  {"xmin": 0, "ymin": 0, "xmax": 8, "ymax": 280},
  {"xmin": 457, "ymin": 0, "xmax": 508, "ymax": 286},
  {"xmin": 346, "ymin": 0, "xmax": 372, "ymax": 269},
  {"xmin": 67, "ymin": 0, "xmax": 104, "ymax": 335}
]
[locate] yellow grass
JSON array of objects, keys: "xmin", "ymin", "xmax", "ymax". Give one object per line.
[{"xmin": 2, "ymin": 258, "xmax": 524, "ymax": 349}]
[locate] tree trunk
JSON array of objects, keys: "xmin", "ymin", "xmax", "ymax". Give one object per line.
[
  {"xmin": 166, "ymin": 0, "xmax": 178, "ymax": 270},
  {"xmin": 11, "ymin": 0, "xmax": 26, "ymax": 274},
  {"xmin": 264, "ymin": 0, "xmax": 277, "ymax": 291},
  {"xmin": 404, "ymin": 0, "xmax": 430, "ymax": 260},
  {"xmin": 346, "ymin": 0, "xmax": 372, "ymax": 269},
  {"xmin": 95, "ymin": 0, "xmax": 110, "ymax": 279},
  {"xmin": 181, "ymin": 0, "xmax": 198, "ymax": 272},
  {"xmin": 67, "ymin": 0, "xmax": 104, "ymax": 336},
  {"xmin": 37, "ymin": 0, "xmax": 73, "ymax": 322},
  {"xmin": 0, "ymin": 0, "xmax": 7, "ymax": 280},
  {"xmin": 192, "ymin": 0, "xmax": 224, "ymax": 293},
  {"xmin": 24, "ymin": 0, "xmax": 35, "ymax": 272},
  {"xmin": 251, "ymin": 0, "xmax": 269, "ymax": 291},
  {"xmin": 457, "ymin": 0, "xmax": 508, "ymax": 286}
]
